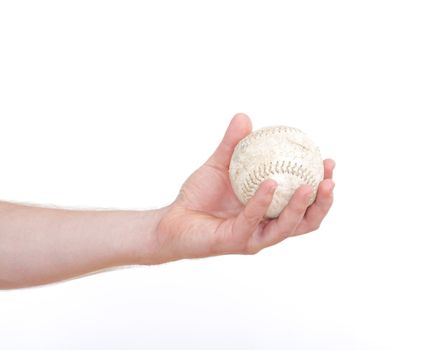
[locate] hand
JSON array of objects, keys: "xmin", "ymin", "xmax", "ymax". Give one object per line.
[{"xmin": 148, "ymin": 114, "xmax": 335, "ymax": 264}]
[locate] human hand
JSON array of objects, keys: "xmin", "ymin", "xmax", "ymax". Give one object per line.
[
  {"xmin": 147, "ymin": 114, "xmax": 335, "ymax": 264},
  {"xmin": 0, "ymin": 113, "xmax": 334, "ymax": 288}
]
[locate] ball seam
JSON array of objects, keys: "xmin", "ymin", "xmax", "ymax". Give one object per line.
[
  {"xmin": 237, "ymin": 126, "xmax": 302, "ymax": 152},
  {"xmin": 240, "ymin": 160, "xmax": 318, "ymax": 202}
]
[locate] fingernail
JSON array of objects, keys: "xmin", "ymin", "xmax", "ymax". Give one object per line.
[
  {"xmin": 308, "ymin": 191, "xmax": 314, "ymax": 201},
  {"xmin": 306, "ymin": 192, "xmax": 314, "ymax": 206},
  {"xmin": 266, "ymin": 179, "xmax": 277, "ymax": 192},
  {"xmin": 301, "ymin": 186, "xmax": 310, "ymax": 195}
]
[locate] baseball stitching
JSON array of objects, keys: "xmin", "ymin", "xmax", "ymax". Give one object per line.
[
  {"xmin": 238, "ymin": 126, "xmax": 303, "ymax": 152},
  {"xmin": 240, "ymin": 160, "xmax": 318, "ymax": 202}
]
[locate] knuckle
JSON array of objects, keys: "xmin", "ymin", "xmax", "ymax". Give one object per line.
[
  {"xmin": 252, "ymin": 193, "xmax": 270, "ymax": 208},
  {"xmin": 310, "ymin": 223, "xmax": 321, "ymax": 231},
  {"xmin": 244, "ymin": 244, "xmax": 261, "ymax": 255},
  {"xmin": 259, "ymin": 193, "xmax": 271, "ymax": 204},
  {"xmin": 241, "ymin": 209, "xmax": 256, "ymax": 226}
]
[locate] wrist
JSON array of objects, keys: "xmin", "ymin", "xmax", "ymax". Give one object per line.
[{"xmin": 132, "ymin": 206, "xmax": 170, "ymax": 266}]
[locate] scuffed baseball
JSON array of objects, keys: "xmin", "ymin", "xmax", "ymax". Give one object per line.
[{"xmin": 229, "ymin": 126, "xmax": 324, "ymax": 219}]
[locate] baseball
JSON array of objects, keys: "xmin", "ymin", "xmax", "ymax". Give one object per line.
[{"xmin": 229, "ymin": 126, "xmax": 324, "ymax": 219}]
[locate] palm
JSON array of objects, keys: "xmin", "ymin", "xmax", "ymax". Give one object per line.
[
  {"xmin": 177, "ymin": 164, "xmax": 242, "ymax": 218},
  {"xmin": 154, "ymin": 114, "xmax": 335, "ymax": 262},
  {"xmin": 156, "ymin": 163, "xmax": 246, "ymax": 261}
]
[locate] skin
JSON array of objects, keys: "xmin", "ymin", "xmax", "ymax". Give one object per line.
[{"xmin": 0, "ymin": 113, "xmax": 335, "ymax": 289}]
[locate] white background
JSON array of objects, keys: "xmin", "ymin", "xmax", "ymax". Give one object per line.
[{"xmin": 1, "ymin": 1, "xmax": 446, "ymax": 349}]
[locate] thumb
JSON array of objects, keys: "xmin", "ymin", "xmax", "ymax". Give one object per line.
[{"xmin": 206, "ymin": 113, "xmax": 252, "ymax": 171}]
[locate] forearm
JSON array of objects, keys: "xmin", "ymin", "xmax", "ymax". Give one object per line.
[{"xmin": 0, "ymin": 201, "xmax": 163, "ymax": 289}]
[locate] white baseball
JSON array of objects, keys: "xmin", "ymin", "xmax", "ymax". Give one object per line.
[{"xmin": 229, "ymin": 126, "xmax": 324, "ymax": 219}]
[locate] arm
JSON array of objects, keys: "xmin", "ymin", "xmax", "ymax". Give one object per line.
[
  {"xmin": 0, "ymin": 201, "xmax": 165, "ymax": 289},
  {"xmin": 1, "ymin": 113, "xmax": 335, "ymax": 289}
]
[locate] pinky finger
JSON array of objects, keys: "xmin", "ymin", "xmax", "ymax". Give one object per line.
[
  {"xmin": 324, "ymin": 159, "xmax": 336, "ymax": 180},
  {"xmin": 298, "ymin": 179, "xmax": 335, "ymax": 234}
]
